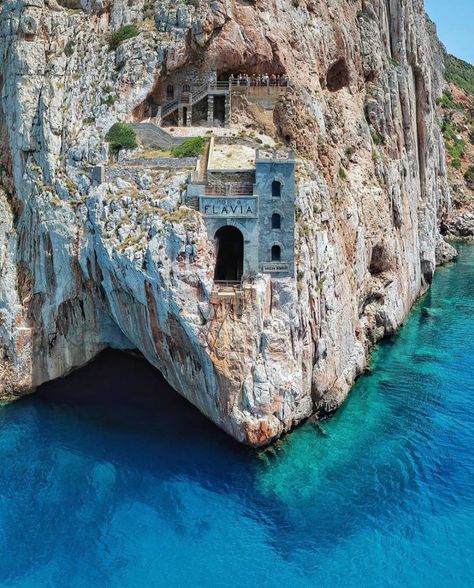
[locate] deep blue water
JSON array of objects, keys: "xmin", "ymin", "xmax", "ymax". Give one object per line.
[{"xmin": 1, "ymin": 244, "xmax": 473, "ymax": 587}]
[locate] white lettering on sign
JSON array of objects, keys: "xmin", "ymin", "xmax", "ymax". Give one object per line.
[
  {"xmin": 201, "ymin": 197, "xmax": 257, "ymax": 218},
  {"xmin": 262, "ymin": 262, "xmax": 290, "ymax": 273}
]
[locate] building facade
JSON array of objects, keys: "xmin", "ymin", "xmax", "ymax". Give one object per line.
[{"xmin": 187, "ymin": 147, "xmax": 296, "ymax": 280}]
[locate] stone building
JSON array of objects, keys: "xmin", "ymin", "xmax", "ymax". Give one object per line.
[
  {"xmin": 136, "ymin": 67, "xmax": 288, "ymax": 128},
  {"xmin": 137, "ymin": 67, "xmax": 231, "ymax": 127},
  {"xmin": 187, "ymin": 141, "xmax": 296, "ymax": 281}
]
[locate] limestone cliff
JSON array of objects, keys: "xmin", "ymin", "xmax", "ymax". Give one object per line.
[{"xmin": 0, "ymin": 0, "xmax": 457, "ymax": 445}]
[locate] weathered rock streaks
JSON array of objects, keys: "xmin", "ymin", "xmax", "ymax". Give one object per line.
[{"xmin": 0, "ymin": 0, "xmax": 457, "ymax": 444}]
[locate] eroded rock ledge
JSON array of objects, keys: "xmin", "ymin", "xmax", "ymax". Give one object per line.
[{"xmin": 0, "ymin": 0, "xmax": 457, "ymax": 445}]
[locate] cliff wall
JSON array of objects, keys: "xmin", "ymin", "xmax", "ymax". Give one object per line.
[{"xmin": 0, "ymin": 0, "xmax": 456, "ymax": 445}]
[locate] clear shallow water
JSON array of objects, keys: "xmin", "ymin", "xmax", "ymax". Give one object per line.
[{"xmin": 1, "ymin": 244, "xmax": 473, "ymax": 588}]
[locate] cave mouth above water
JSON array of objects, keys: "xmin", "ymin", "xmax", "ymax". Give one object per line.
[{"xmin": 33, "ymin": 349, "xmax": 235, "ymax": 446}]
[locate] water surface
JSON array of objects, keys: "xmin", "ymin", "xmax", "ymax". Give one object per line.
[{"xmin": 1, "ymin": 244, "xmax": 473, "ymax": 587}]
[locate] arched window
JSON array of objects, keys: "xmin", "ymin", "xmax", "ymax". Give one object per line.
[
  {"xmin": 271, "ymin": 213, "xmax": 281, "ymax": 230},
  {"xmin": 166, "ymin": 85, "xmax": 174, "ymax": 100},
  {"xmin": 271, "ymin": 245, "xmax": 281, "ymax": 262},
  {"xmin": 182, "ymin": 84, "xmax": 191, "ymax": 93},
  {"xmin": 272, "ymin": 180, "xmax": 282, "ymax": 198}
]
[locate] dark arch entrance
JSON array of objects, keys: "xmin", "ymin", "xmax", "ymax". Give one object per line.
[
  {"xmin": 271, "ymin": 245, "xmax": 281, "ymax": 261},
  {"xmin": 214, "ymin": 226, "xmax": 244, "ymax": 282}
]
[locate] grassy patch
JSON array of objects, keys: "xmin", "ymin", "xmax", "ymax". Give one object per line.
[
  {"xmin": 108, "ymin": 24, "xmax": 139, "ymax": 52},
  {"xmin": 162, "ymin": 207, "xmax": 192, "ymax": 223},
  {"xmin": 171, "ymin": 137, "xmax": 206, "ymax": 158},
  {"xmin": 132, "ymin": 148, "xmax": 173, "ymax": 159}
]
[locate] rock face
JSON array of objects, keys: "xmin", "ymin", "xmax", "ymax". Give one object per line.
[
  {"xmin": 437, "ymin": 79, "xmax": 474, "ymax": 240},
  {"xmin": 0, "ymin": 0, "xmax": 457, "ymax": 445}
]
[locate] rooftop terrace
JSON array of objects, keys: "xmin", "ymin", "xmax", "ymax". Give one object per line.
[{"xmin": 207, "ymin": 142, "xmax": 256, "ymax": 172}]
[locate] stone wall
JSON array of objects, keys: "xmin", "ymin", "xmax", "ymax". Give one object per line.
[{"xmin": 256, "ymin": 157, "xmax": 296, "ymax": 278}]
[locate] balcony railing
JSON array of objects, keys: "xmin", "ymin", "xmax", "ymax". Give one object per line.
[{"xmin": 205, "ymin": 183, "xmax": 254, "ymax": 196}]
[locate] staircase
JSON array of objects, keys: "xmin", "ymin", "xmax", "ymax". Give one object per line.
[
  {"xmin": 161, "ymin": 99, "xmax": 179, "ymax": 119},
  {"xmin": 160, "ymin": 83, "xmax": 227, "ymax": 121},
  {"xmin": 191, "ymin": 83, "xmax": 209, "ymax": 105},
  {"xmin": 131, "ymin": 123, "xmax": 186, "ymax": 149}
]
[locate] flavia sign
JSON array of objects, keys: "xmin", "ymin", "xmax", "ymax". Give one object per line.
[{"xmin": 201, "ymin": 197, "xmax": 257, "ymax": 218}]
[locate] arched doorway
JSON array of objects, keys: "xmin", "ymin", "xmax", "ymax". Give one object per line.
[{"xmin": 214, "ymin": 226, "xmax": 244, "ymax": 282}]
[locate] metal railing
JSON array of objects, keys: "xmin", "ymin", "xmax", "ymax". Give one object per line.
[
  {"xmin": 205, "ymin": 183, "xmax": 254, "ymax": 196},
  {"xmin": 214, "ymin": 276, "xmax": 243, "ymax": 288},
  {"xmin": 161, "ymin": 99, "xmax": 179, "ymax": 117},
  {"xmin": 192, "ymin": 83, "xmax": 210, "ymax": 103},
  {"xmin": 160, "ymin": 79, "xmax": 289, "ymax": 118}
]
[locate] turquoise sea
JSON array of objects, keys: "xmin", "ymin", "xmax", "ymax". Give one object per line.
[{"xmin": 0, "ymin": 243, "xmax": 473, "ymax": 587}]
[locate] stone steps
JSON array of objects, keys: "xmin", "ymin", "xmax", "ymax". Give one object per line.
[{"xmin": 131, "ymin": 123, "xmax": 186, "ymax": 149}]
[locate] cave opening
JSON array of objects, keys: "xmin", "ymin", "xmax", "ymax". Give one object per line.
[
  {"xmin": 326, "ymin": 58, "xmax": 350, "ymax": 92},
  {"xmin": 214, "ymin": 226, "xmax": 244, "ymax": 282},
  {"xmin": 33, "ymin": 349, "xmax": 236, "ymax": 446}
]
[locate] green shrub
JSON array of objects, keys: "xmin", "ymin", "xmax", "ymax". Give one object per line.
[
  {"xmin": 64, "ymin": 40, "xmax": 75, "ymax": 57},
  {"xmin": 108, "ymin": 24, "xmax": 139, "ymax": 51},
  {"xmin": 101, "ymin": 95, "xmax": 115, "ymax": 107},
  {"xmin": 441, "ymin": 115, "xmax": 456, "ymax": 141},
  {"xmin": 171, "ymin": 137, "xmax": 205, "ymax": 158},
  {"xmin": 338, "ymin": 166, "xmax": 347, "ymax": 180},
  {"xmin": 452, "ymin": 158, "xmax": 462, "ymax": 170},
  {"xmin": 447, "ymin": 137, "xmax": 465, "ymax": 160},
  {"xmin": 345, "ymin": 145, "xmax": 356, "ymax": 157},
  {"xmin": 437, "ymin": 89, "xmax": 462, "ymax": 110},
  {"xmin": 371, "ymin": 131, "xmax": 385, "ymax": 146},
  {"xmin": 105, "ymin": 123, "xmax": 138, "ymax": 153},
  {"xmin": 464, "ymin": 165, "xmax": 474, "ymax": 188}
]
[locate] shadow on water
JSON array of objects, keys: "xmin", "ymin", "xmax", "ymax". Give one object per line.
[{"xmin": 32, "ymin": 349, "xmax": 255, "ymax": 477}]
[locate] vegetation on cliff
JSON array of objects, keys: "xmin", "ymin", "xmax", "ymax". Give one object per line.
[
  {"xmin": 106, "ymin": 123, "xmax": 138, "ymax": 153},
  {"xmin": 171, "ymin": 137, "xmax": 205, "ymax": 158},
  {"xmin": 440, "ymin": 54, "xmax": 474, "ymax": 237},
  {"xmin": 108, "ymin": 24, "xmax": 140, "ymax": 52},
  {"xmin": 445, "ymin": 54, "xmax": 474, "ymax": 97}
]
